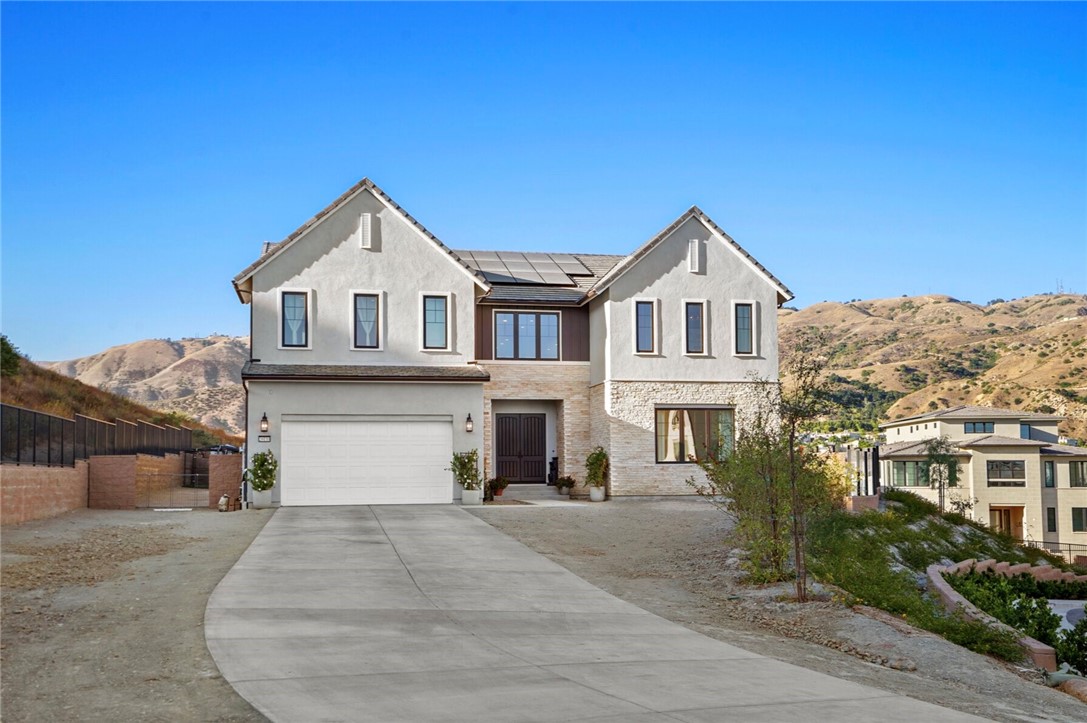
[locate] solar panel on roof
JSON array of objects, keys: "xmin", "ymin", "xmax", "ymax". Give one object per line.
[
  {"xmin": 482, "ymin": 270, "xmax": 518, "ymax": 283},
  {"xmin": 471, "ymin": 250, "xmax": 499, "ymax": 260}
]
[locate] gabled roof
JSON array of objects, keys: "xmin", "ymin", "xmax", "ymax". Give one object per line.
[
  {"xmin": 1041, "ymin": 442, "xmax": 1087, "ymax": 457},
  {"xmin": 232, "ymin": 178, "xmax": 489, "ymax": 303},
  {"xmin": 585, "ymin": 206, "xmax": 793, "ymax": 305},
  {"xmin": 881, "ymin": 405, "xmax": 1064, "ymax": 429}
]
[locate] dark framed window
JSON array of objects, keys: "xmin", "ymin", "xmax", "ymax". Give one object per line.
[
  {"xmin": 423, "ymin": 295, "xmax": 448, "ymax": 350},
  {"xmin": 1044, "ymin": 460, "xmax": 1055, "ymax": 488},
  {"xmin": 655, "ymin": 408, "xmax": 734, "ymax": 463},
  {"xmin": 986, "ymin": 460, "xmax": 1025, "ymax": 487},
  {"xmin": 735, "ymin": 303, "xmax": 753, "ymax": 354},
  {"xmin": 495, "ymin": 311, "xmax": 559, "ymax": 360},
  {"xmin": 685, "ymin": 302, "xmax": 705, "ymax": 354},
  {"xmin": 281, "ymin": 291, "xmax": 308, "ymax": 348},
  {"xmin": 635, "ymin": 301, "xmax": 655, "ymax": 353},
  {"xmin": 1020, "ymin": 423, "xmax": 1032, "ymax": 440},
  {"xmin": 1073, "ymin": 508, "xmax": 1087, "ymax": 533},
  {"xmin": 964, "ymin": 422, "xmax": 995, "ymax": 434},
  {"xmin": 1047, "ymin": 507, "xmax": 1057, "ymax": 533},
  {"xmin": 892, "ymin": 461, "xmax": 925, "ymax": 487},
  {"xmin": 1072, "ymin": 462, "xmax": 1087, "ymax": 488},
  {"xmin": 353, "ymin": 294, "xmax": 380, "ymax": 349}
]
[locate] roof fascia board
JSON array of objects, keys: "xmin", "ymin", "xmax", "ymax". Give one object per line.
[
  {"xmin": 587, "ymin": 208, "xmax": 793, "ymax": 303},
  {"xmin": 233, "ymin": 179, "xmax": 489, "ymax": 293}
]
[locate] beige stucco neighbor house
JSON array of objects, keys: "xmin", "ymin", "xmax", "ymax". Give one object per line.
[
  {"xmin": 232, "ymin": 178, "xmax": 792, "ymax": 506},
  {"xmin": 880, "ymin": 406, "xmax": 1087, "ymax": 551}
]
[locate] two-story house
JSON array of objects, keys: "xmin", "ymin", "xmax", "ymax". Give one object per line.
[
  {"xmin": 232, "ymin": 178, "xmax": 791, "ymax": 506},
  {"xmin": 880, "ymin": 405, "xmax": 1087, "ymax": 550}
]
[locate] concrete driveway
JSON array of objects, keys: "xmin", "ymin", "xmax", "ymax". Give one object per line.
[{"xmin": 206, "ymin": 506, "xmax": 984, "ymax": 722}]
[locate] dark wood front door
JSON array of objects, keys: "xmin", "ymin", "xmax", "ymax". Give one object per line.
[{"xmin": 495, "ymin": 413, "xmax": 546, "ymax": 483}]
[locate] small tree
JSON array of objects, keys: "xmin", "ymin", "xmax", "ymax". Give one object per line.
[
  {"xmin": 449, "ymin": 450, "xmax": 482, "ymax": 491},
  {"xmin": 584, "ymin": 446, "xmax": 609, "ymax": 488},
  {"xmin": 919, "ymin": 436, "xmax": 960, "ymax": 512},
  {"xmin": 1, "ymin": 335, "xmax": 21, "ymax": 377}
]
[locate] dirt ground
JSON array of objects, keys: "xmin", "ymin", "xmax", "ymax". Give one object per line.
[
  {"xmin": 471, "ymin": 497, "xmax": 1087, "ymax": 723},
  {"xmin": 1, "ymin": 507, "xmax": 273, "ymax": 723},
  {"xmin": 5, "ymin": 499, "xmax": 1086, "ymax": 722}
]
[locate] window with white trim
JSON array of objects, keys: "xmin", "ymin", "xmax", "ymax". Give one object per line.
[
  {"xmin": 280, "ymin": 290, "xmax": 309, "ymax": 348},
  {"xmin": 353, "ymin": 293, "xmax": 380, "ymax": 349},
  {"xmin": 685, "ymin": 301, "xmax": 706, "ymax": 355},
  {"xmin": 422, "ymin": 295, "xmax": 449, "ymax": 350},
  {"xmin": 734, "ymin": 302, "xmax": 754, "ymax": 355},
  {"xmin": 634, "ymin": 300, "xmax": 657, "ymax": 354}
]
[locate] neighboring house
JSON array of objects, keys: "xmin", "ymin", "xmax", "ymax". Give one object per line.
[
  {"xmin": 880, "ymin": 405, "xmax": 1087, "ymax": 550},
  {"xmin": 232, "ymin": 178, "xmax": 791, "ymax": 506}
]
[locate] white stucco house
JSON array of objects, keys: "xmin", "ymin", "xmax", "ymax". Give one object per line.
[
  {"xmin": 880, "ymin": 406, "xmax": 1087, "ymax": 551},
  {"xmin": 233, "ymin": 178, "xmax": 792, "ymax": 506}
]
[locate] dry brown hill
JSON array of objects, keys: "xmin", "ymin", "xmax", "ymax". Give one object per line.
[
  {"xmin": 780, "ymin": 293, "xmax": 1087, "ymax": 440},
  {"xmin": 1, "ymin": 337, "xmax": 240, "ymax": 446},
  {"xmin": 43, "ymin": 336, "xmax": 248, "ymax": 435}
]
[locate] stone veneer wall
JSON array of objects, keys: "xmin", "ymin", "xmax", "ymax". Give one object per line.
[
  {"xmin": 481, "ymin": 363, "xmax": 591, "ymax": 483},
  {"xmin": 597, "ymin": 380, "xmax": 777, "ymax": 496}
]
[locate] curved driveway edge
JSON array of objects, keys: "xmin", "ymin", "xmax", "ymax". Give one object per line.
[{"xmin": 206, "ymin": 506, "xmax": 985, "ymax": 722}]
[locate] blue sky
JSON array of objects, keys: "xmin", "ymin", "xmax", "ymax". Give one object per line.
[{"xmin": 3, "ymin": 2, "xmax": 1085, "ymax": 361}]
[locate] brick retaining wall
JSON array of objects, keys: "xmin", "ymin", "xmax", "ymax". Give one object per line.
[{"xmin": 1, "ymin": 461, "xmax": 89, "ymax": 525}]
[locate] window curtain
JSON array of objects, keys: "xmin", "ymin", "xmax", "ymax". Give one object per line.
[
  {"xmin": 284, "ymin": 294, "xmax": 306, "ymax": 346},
  {"xmin": 356, "ymin": 296, "xmax": 377, "ymax": 347}
]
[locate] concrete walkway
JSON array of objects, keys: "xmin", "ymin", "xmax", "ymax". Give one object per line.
[{"xmin": 206, "ymin": 506, "xmax": 984, "ymax": 722}]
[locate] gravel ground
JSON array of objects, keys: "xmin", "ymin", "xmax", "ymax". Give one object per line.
[
  {"xmin": 470, "ymin": 497, "xmax": 1087, "ymax": 723},
  {"xmin": 1, "ymin": 507, "xmax": 273, "ymax": 723}
]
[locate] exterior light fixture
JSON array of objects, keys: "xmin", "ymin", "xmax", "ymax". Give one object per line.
[
  {"xmin": 465, "ymin": 413, "xmax": 474, "ymax": 433},
  {"xmin": 260, "ymin": 413, "xmax": 269, "ymax": 433}
]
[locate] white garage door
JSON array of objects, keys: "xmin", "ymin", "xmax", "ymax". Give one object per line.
[{"xmin": 280, "ymin": 420, "xmax": 453, "ymax": 505}]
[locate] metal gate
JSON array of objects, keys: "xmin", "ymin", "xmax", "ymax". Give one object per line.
[{"xmin": 135, "ymin": 472, "xmax": 210, "ymax": 509}]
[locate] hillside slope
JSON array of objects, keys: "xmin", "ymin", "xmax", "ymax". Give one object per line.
[
  {"xmin": 781, "ymin": 294, "xmax": 1087, "ymax": 440},
  {"xmin": 44, "ymin": 336, "xmax": 248, "ymax": 434},
  {"xmin": 1, "ymin": 339, "xmax": 239, "ymax": 445}
]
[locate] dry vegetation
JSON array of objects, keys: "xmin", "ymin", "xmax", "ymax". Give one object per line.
[
  {"xmin": 781, "ymin": 293, "xmax": 1087, "ymax": 440},
  {"xmin": 1, "ymin": 339, "xmax": 240, "ymax": 445}
]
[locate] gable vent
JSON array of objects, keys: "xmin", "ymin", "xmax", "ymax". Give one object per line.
[
  {"xmin": 688, "ymin": 238, "xmax": 704, "ymax": 273},
  {"xmin": 359, "ymin": 212, "xmax": 373, "ymax": 249}
]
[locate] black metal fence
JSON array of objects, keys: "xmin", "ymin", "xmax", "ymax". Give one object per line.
[
  {"xmin": 1, "ymin": 403, "xmax": 193, "ymax": 467},
  {"xmin": 1019, "ymin": 538, "xmax": 1087, "ymax": 564}
]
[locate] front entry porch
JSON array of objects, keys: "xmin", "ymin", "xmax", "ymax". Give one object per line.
[{"xmin": 490, "ymin": 400, "xmax": 557, "ymax": 484}]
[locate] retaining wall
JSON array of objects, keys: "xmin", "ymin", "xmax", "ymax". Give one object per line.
[{"xmin": 1, "ymin": 461, "xmax": 89, "ymax": 525}]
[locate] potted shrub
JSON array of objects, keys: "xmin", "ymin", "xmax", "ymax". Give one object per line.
[
  {"xmin": 585, "ymin": 446, "xmax": 609, "ymax": 502},
  {"xmin": 244, "ymin": 450, "xmax": 278, "ymax": 508},
  {"xmin": 450, "ymin": 450, "xmax": 483, "ymax": 505},
  {"xmin": 555, "ymin": 475, "xmax": 576, "ymax": 496},
  {"xmin": 488, "ymin": 476, "xmax": 510, "ymax": 498}
]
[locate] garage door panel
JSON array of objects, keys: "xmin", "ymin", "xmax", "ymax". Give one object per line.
[{"xmin": 281, "ymin": 420, "xmax": 453, "ymax": 505}]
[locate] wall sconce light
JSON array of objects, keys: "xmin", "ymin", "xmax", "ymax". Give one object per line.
[
  {"xmin": 260, "ymin": 413, "xmax": 269, "ymax": 433},
  {"xmin": 465, "ymin": 413, "xmax": 474, "ymax": 433}
]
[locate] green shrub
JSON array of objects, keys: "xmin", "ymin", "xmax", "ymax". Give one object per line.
[
  {"xmin": 585, "ymin": 447, "xmax": 609, "ymax": 488},
  {"xmin": 1055, "ymin": 611, "xmax": 1087, "ymax": 675},
  {"xmin": 245, "ymin": 450, "xmax": 278, "ymax": 492},
  {"xmin": 450, "ymin": 450, "xmax": 482, "ymax": 491}
]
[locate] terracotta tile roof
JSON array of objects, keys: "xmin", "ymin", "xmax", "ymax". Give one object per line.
[{"xmin": 242, "ymin": 362, "xmax": 489, "ymax": 382}]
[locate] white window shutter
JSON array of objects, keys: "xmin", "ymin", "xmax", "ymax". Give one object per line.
[
  {"xmin": 688, "ymin": 238, "xmax": 703, "ymax": 273},
  {"xmin": 359, "ymin": 213, "xmax": 372, "ymax": 249}
]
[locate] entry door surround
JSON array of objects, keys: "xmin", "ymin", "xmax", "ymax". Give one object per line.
[{"xmin": 495, "ymin": 413, "xmax": 546, "ymax": 483}]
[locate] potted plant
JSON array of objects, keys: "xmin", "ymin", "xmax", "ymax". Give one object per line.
[
  {"xmin": 244, "ymin": 450, "xmax": 278, "ymax": 508},
  {"xmin": 555, "ymin": 475, "xmax": 576, "ymax": 496},
  {"xmin": 487, "ymin": 476, "xmax": 510, "ymax": 498},
  {"xmin": 584, "ymin": 446, "xmax": 609, "ymax": 502},
  {"xmin": 450, "ymin": 450, "xmax": 483, "ymax": 505}
]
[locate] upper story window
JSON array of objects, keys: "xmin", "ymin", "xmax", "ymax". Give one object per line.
[
  {"xmin": 280, "ymin": 290, "xmax": 310, "ymax": 349},
  {"xmin": 987, "ymin": 460, "xmax": 1025, "ymax": 487},
  {"xmin": 685, "ymin": 301, "xmax": 706, "ymax": 355},
  {"xmin": 964, "ymin": 421, "xmax": 994, "ymax": 434},
  {"xmin": 634, "ymin": 300, "xmax": 657, "ymax": 354},
  {"xmin": 655, "ymin": 408, "xmax": 734, "ymax": 463},
  {"xmin": 1045, "ymin": 460, "xmax": 1055, "ymax": 488},
  {"xmin": 1071, "ymin": 462, "xmax": 1087, "ymax": 488},
  {"xmin": 1020, "ymin": 423, "xmax": 1032, "ymax": 440},
  {"xmin": 353, "ymin": 293, "xmax": 380, "ymax": 349},
  {"xmin": 495, "ymin": 311, "xmax": 559, "ymax": 360},
  {"xmin": 734, "ymin": 302, "xmax": 754, "ymax": 355},
  {"xmin": 422, "ymin": 294, "xmax": 449, "ymax": 351}
]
